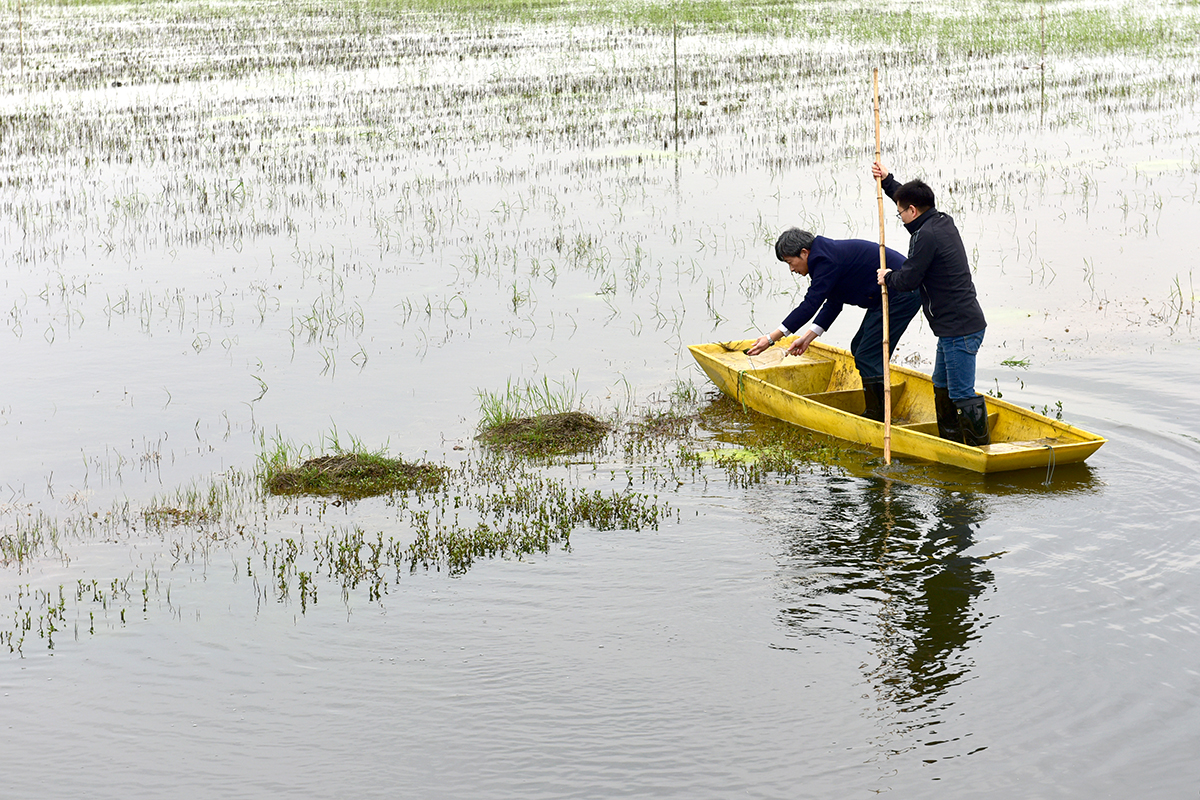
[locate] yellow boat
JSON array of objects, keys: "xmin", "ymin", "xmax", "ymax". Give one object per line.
[{"xmin": 688, "ymin": 338, "xmax": 1106, "ymax": 473}]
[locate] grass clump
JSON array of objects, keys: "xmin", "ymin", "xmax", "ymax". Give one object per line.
[
  {"xmin": 477, "ymin": 373, "xmax": 582, "ymax": 428},
  {"xmin": 259, "ymin": 430, "xmax": 444, "ymax": 500},
  {"xmin": 476, "ymin": 373, "xmax": 609, "ymax": 456},
  {"xmin": 477, "ymin": 411, "xmax": 610, "ymax": 457},
  {"xmin": 265, "ymin": 452, "xmax": 445, "ymax": 499}
]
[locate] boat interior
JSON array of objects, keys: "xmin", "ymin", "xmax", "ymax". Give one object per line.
[{"xmin": 707, "ymin": 342, "xmax": 1089, "ymax": 448}]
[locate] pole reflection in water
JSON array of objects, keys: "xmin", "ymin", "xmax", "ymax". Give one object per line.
[
  {"xmin": 865, "ymin": 479, "xmax": 994, "ymax": 713},
  {"xmin": 771, "ymin": 464, "xmax": 1100, "ymax": 754}
]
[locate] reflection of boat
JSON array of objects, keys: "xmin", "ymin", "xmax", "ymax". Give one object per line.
[{"xmin": 688, "ymin": 339, "xmax": 1106, "ymax": 474}]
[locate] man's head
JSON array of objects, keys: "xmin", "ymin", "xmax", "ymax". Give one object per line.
[
  {"xmin": 775, "ymin": 228, "xmax": 815, "ymax": 276},
  {"xmin": 893, "ymin": 180, "xmax": 934, "ymax": 224}
]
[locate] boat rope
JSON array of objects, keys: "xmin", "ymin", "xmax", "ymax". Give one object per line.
[{"xmin": 1042, "ymin": 443, "xmax": 1056, "ymax": 485}]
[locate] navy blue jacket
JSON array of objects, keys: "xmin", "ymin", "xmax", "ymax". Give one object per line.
[
  {"xmin": 881, "ymin": 174, "xmax": 986, "ymax": 337},
  {"xmin": 781, "ymin": 236, "xmax": 906, "ymax": 334}
]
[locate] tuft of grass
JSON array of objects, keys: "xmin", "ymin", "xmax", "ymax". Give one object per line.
[
  {"xmin": 258, "ymin": 429, "xmax": 444, "ymax": 500},
  {"xmin": 477, "ymin": 410, "xmax": 610, "ymax": 457},
  {"xmin": 476, "ymin": 374, "xmax": 607, "ymax": 455},
  {"xmin": 476, "ymin": 373, "xmax": 582, "ymax": 429},
  {"xmin": 264, "ymin": 452, "xmax": 445, "ymax": 499}
]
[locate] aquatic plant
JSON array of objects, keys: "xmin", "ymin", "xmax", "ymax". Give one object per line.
[
  {"xmin": 476, "ymin": 374, "xmax": 584, "ymax": 429},
  {"xmin": 257, "ymin": 431, "xmax": 444, "ymax": 499},
  {"xmin": 264, "ymin": 452, "xmax": 446, "ymax": 499},
  {"xmin": 476, "ymin": 410, "xmax": 611, "ymax": 457}
]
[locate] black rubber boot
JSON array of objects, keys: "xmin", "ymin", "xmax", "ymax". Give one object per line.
[
  {"xmin": 861, "ymin": 381, "xmax": 886, "ymax": 422},
  {"xmin": 955, "ymin": 395, "xmax": 991, "ymax": 447},
  {"xmin": 934, "ymin": 386, "xmax": 963, "ymax": 443}
]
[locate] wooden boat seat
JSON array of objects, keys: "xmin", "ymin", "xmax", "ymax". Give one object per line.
[
  {"xmin": 751, "ymin": 357, "xmax": 836, "ymax": 397},
  {"xmin": 980, "ymin": 437, "xmax": 1064, "ymax": 454},
  {"xmin": 897, "ymin": 420, "xmax": 939, "ymax": 435}
]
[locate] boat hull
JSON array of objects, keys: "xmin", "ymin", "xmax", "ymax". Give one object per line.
[{"xmin": 688, "ymin": 339, "xmax": 1105, "ymax": 474}]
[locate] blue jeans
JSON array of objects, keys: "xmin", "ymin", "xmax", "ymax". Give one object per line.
[
  {"xmin": 933, "ymin": 329, "xmax": 986, "ymax": 402},
  {"xmin": 852, "ymin": 289, "xmax": 922, "ymax": 384}
]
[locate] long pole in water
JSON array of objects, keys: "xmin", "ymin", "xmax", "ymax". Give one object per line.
[{"xmin": 873, "ymin": 68, "xmax": 892, "ymax": 465}]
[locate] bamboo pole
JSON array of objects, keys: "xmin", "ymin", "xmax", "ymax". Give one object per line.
[{"xmin": 873, "ymin": 68, "xmax": 892, "ymax": 465}]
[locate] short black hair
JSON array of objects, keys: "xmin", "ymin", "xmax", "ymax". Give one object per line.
[
  {"xmin": 893, "ymin": 180, "xmax": 935, "ymax": 211},
  {"xmin": 775, "ymin": 228, "xmax": 815, "ymax": 261}
]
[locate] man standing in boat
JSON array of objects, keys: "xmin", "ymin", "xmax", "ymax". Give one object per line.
[
  {"xmin": 746, "ymin": 229, "xmax": 921, "ymax": 423},
  {"xmin": 872, "ymin": 161, "xmax": 989, "ymax": 447}
]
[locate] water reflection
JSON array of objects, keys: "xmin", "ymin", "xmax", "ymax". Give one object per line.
[
  {"xmin": 774, "ymin": 465, "xmax": 1100, "ymax": 727},
  {"xmin": 863, "ymin": 482, "xmax": 993, "ymax": 712}
]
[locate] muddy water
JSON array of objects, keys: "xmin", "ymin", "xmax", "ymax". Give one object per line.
[{"xmin": 4, "ymin": 2, "xmax": 1200, "ymax": 797}]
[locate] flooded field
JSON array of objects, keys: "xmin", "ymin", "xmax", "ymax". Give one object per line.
[{"xmin": 3, "ymin": 0, "xmax": 1200, "ymax": 796}]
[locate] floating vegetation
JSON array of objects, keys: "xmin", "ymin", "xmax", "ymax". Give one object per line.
[
  {"xmin": 475, "ymin": 374, "xmax": 608, "ymax": 456},
  {"xmin": 0, "ymin": 382, "xmax": 870, "ymax": 655},
  {"xmin": 627, "ymin": 378, "xmax": 704, "ymax": 440},
  {"xmin": 263, "ymin": 452, "xmax": 445, "ymax": 500},
  {"xmin": 143, "ymin": 469, "xmax": 256, "ymax": 529},
  {"xmin": 681, "ymin": 396, "xmax": 846, "ymax": 487},
  {"xmin": 477, "ymin": 411, "xmax": 610, "ymax": 457},
  {"xmin": 477, "ymin": 374, "xmax": 583, "ymax": 429},
  {"xmin": 2, "ymin": 434, "xmax": 680, "ymax": 652},
  {"xmin": 690, "ymin": 439, "xmax": 837, "ymax": 485}
]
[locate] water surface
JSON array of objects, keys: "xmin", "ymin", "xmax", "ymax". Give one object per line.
[{"xmin": 3, "ymin": 1, "xmax": 1200, "ymax": 796}]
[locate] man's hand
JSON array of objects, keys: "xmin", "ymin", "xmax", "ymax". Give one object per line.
[
  {"xmin": 877, "ymin": 267, "xmax": 890, "ymax": 287},
  {"xmin": 787, "ymin": 330, "xmax": 818, "ymax": 357},
  {"xmin": 745, "ymin": 335, "xmax": 774, "ymax": 356},
  {"xmin": 872, "ymin": 161, "xmax": 889, "ymax": 180}
]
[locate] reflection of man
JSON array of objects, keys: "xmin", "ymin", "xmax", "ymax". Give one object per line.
[
  {"xmin": 895, "ymin": 490, "xmax": 992, "ymax": 704},
  {"xmin": 775, "ymin": 481, "xmax": 992, "ymax": 710},
  {"xmin": 746, "ymin": 228, "xmax": 921, "ymax": 422}
]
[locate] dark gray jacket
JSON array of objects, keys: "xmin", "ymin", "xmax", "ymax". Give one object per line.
[{"xmin": 882, "ymin": 174, "xmax": 986, "ymax": 337}]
